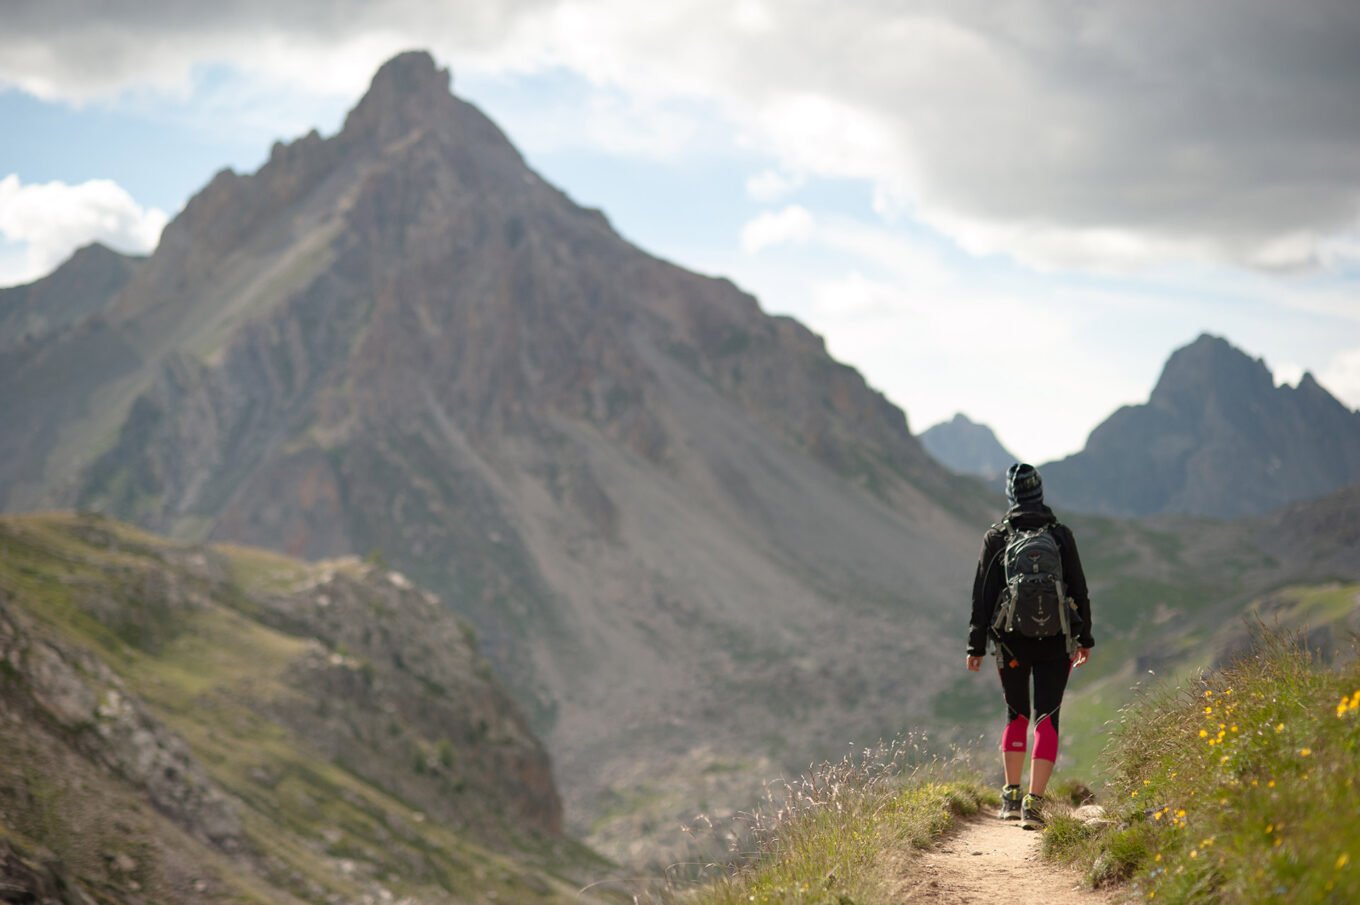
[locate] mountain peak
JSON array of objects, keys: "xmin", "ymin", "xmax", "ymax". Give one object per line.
[
  {"xmin": 0, "ymin": 239, "xmax": 141, "ymax": 353},
  {"xmin": 371, "ymin": 49, "xmax": 449, "ymax": 94},
  {"xmin": 342, "ymin": 49, "xmax": 453, "ymax": 141},
  {"xmin": 1149, "ymin": 333, "xmax": 1273, "ymax": 410},
  {"xmin": 919, "ymin": 412, "xmax": 1017, "ymax": 479}
]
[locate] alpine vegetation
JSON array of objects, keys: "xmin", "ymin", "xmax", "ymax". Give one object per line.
[{"xmin": 1042, "ymin": 628, "xmax": 1360, "ymax": 903}]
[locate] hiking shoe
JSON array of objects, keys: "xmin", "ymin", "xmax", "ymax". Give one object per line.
[
  {"xmin": 998, "ymin": 785, "xmax": 1022, "ymax": 821},
  {"xmin": 1020, "ymin": 793, "xmax": 1045, "ymax": 830}
]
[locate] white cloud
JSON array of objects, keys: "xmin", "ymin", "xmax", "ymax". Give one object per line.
[
  {"xmin": 1321, "ymin": 346, "xmax": 1360, "ymax": 411},
  {"xmin": 744, "ymin": 169, "xmax": 803, "ymax": 203},
  {"xmin": 1272, "ymin": 361, "xmax": 1307, "ymax": 389},
  {"xmin": 798, "ymin": 267, "xmax": 1124, "ymax": 463},
  {"xmin": 740, "ymin": 205, "xmax": 814, "ymax": 254},
  {"xmin": 809, "ymin": 270, "xmax": 901, "ymax": 319},
  {"xmin": 0, "ymin": 174, "xmax": 167, "ymax": 285},
  {"xmin": 493, "ymin": 88, "xmax": 705, "ymax": 159}
]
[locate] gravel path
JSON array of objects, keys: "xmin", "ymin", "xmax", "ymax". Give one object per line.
[{"xmin": 892, "ymin": 815, "xmax": 1117, "ymax": 903}]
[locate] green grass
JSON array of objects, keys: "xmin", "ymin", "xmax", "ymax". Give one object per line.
[
  {"xmin": 1042, "ymin": 628, "xmax": 1360, "ymax": 903},
  {"xmin": 665, "ymin": 740, "xmax": 990, "ymax": 905}
]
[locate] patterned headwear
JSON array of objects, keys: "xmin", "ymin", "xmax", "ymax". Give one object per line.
[{"xmin": 1005, "ymin": 463, "xmax": 1044, "ymax": 506}]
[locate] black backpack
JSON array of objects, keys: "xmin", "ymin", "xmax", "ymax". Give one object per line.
[{"xmin": 991, "ymin": 520, "xmax": 1071, "ymax": 641}]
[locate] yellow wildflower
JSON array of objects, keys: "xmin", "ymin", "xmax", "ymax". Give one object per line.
[
  {"xmin": 1300, "ymin": 747, "xmax": 1312, "ymax": 757},
  {"xmin": 1275, "ymin": 723, "xmax": 1285, "ymax": 732},
  {"xmin": 1199, "ymin": 729, "xmax": 1208, "ymax": 738},
  {"xmin": 1339, "ymin": 853, "xmax": 1351, "ymax": 870}
]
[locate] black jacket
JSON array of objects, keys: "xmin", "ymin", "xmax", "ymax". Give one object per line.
[{"xmin": 967, "ymin": 503, "xmax": 1094, "ymax": 657}]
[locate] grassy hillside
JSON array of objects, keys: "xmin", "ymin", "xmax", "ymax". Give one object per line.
[
  {"xmin": 1044, "ymin": 627, "xmax": 1360, "ymax": 903},
  {"xmin": 0, "ymin": 512, "xmax": 609, "ymax": 904}
]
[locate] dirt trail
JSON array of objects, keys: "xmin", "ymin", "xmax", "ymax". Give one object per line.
[{"xmin": 893, "ymin": 816, "xmax": 1116, "ymax": 903}]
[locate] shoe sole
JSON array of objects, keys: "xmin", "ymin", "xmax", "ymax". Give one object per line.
[{"xmin": 1020, "ymin": 819, "xmax": 1044, "ymax": 831}]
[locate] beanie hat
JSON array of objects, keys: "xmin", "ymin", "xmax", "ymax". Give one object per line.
[{"xmin": 1006, "ymin": 463, "xmax": 1044, "ymax": 506}]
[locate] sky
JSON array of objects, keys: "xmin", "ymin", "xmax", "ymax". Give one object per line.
[{"xmin": 2, "ymin": 0, "xmax": 1359, "ymax": 463}]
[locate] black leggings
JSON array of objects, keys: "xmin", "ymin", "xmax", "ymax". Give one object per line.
[{"xmin": 996, "ymin": 635, "xmax": 1071, "ymax": 761}]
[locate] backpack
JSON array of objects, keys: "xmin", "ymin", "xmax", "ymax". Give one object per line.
[{"xmin": 991, "ymin": 520, "xmax": 1072, "ymax": 642}]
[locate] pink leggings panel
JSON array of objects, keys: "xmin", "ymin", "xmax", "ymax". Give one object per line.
[
  {"xmin": 1033, "ymin": 712, "xmax": 1059, "ymax": 762},
  {"xmin": 1001, "ymin": 715, "xmax": 1029, "ymax": 753}
]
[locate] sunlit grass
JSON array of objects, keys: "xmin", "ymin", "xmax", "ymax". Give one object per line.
[{"xmin": 1043, "ymin": 628, "xmax": 1360, "ymax": 903}]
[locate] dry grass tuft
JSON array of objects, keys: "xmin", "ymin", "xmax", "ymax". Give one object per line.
[{"xmin": 639, "ymin": 734, "xmax": 990, "ymax": 905}]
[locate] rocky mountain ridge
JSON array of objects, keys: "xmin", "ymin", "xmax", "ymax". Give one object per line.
[{"xmin": 1042, "ymin": 333, "xmax": 1360, "ymax": 518}]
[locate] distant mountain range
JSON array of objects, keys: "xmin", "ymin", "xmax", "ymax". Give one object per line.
[
  {"xmin": 1042, "ymin": 334, "xmax": 1360, "ymax": 518},
  {"xmin": 918, "ymin": 413, "xmax": 1018, "ymax": 479}
]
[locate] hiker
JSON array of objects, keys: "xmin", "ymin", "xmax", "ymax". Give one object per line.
[{"xmin": 966, "ymin": 463, "xmax": 1093, "ymax": 830}]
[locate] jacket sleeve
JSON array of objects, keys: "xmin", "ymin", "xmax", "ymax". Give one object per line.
[
  {"xmin": 967, "ymin": 529, "xmax": 1004, "ymax": 656},
  {"xmin": 1055, "ymin": 524, "xmax": 1094, "ymax": 648}
]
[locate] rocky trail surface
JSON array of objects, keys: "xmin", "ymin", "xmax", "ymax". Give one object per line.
[{"xmin": 895, "ymin": 816, "xmax": 1115, "ymax": 903}]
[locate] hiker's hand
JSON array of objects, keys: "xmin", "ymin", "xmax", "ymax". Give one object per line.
[
  {"xmin": 966, "ymin": 655, "xmax": 982, "ymax": 672},
  {"xmin": 1071, "ymin": 648, "xmax": 1091, "ymax": 668}
]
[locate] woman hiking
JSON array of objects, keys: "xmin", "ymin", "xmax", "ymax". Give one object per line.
[{"xmin": 966, "ymin": 463, "xmax": 1094, "ymax": 830}]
